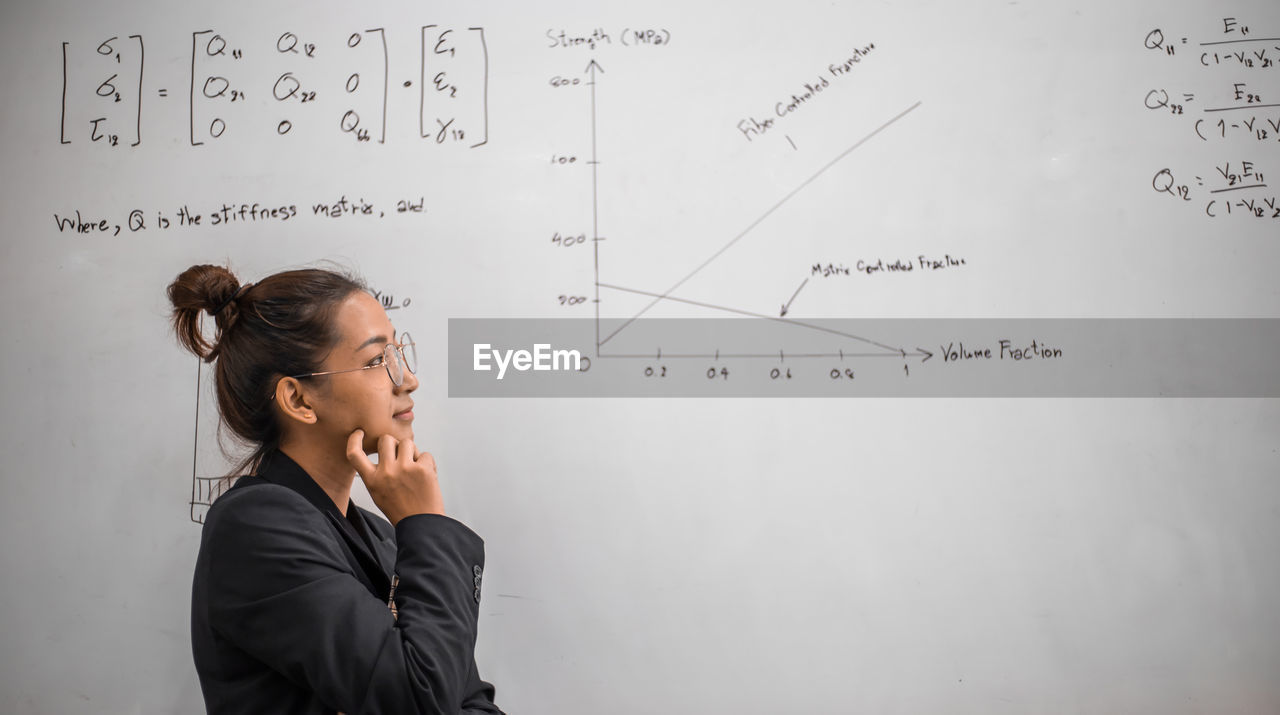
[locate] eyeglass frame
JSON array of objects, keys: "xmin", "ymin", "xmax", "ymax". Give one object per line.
[{"xmin": 286, "ymin": 333, "xmax": 417, "ymax": 387}]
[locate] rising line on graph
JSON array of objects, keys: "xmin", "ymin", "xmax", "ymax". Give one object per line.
[{"xmin": 596, "ymin": 100, "xmax": 924, "ymax": 348}]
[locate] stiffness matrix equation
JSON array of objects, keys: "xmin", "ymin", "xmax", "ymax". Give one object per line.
[{"xmin": 59, "ymin": 25, "xmax": 489, "ymax": 148}]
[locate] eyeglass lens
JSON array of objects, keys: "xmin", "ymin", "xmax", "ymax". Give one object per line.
[{"xmin": 386, "ymin": 334, "xmax": 417, "ymax": 386}]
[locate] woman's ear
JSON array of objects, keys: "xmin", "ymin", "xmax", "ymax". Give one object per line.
[{"xmin": 274, "ymin": 376, "xmax": 318, "ymax": 425}]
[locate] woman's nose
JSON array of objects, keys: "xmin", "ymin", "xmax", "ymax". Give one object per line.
[{"xmin": 399, "ymin": 364, "xmax": 420, "ymax": 392}]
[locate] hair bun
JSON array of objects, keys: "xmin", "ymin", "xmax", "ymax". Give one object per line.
[{"xmin": 167, "ymin": 264, "xmax": 242, "ymax": 361}]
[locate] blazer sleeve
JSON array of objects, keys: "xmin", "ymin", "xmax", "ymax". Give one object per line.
[
  {"xmin": 206, "ymin": 484, "xmax": 490, "ymax": 715},
  {"xmin": 461, "ymin": 657, "xmax": 505, "ymax": 714}
]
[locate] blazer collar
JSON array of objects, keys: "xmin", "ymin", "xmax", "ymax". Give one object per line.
[
  {"xmin": 253, "ymin": 449, "xmax": 393, "ymax": 597},
  {"xmin": 256, "ymin": 448, "xmax": 354, "ymax": 523}
]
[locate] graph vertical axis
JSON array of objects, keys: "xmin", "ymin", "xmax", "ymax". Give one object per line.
[{"xmin": 587, "ymin": 60, "xmax": 603, "ymax": 356}]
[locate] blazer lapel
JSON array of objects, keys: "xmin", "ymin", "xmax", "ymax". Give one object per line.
[
  {"xmin": 347, "ymin": 506, "xmax": 396, "ymax": 576},
  {"xmin": 255, "ymin": 450, "xmax": 393, "ymax": 599}
]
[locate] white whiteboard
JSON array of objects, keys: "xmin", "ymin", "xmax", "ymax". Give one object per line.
[{"xmin": 2, "ymin": 0, "xmax": 1279, "ymax": 712}]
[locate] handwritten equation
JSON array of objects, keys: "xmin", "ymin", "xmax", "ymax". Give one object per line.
[
  {"xmin": 60, "ymin": 25, "xmax": 488, "ymax": 148},
  {"xmin": 1152, "ymin": 160, "xmax": 1278, "ymax": 219},
  {"xmin": 1144, "ymin": 15, "xmax": 1280, "ymax": 223}
]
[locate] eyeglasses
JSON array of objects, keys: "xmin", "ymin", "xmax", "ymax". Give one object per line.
[{"xmin": 289, "ymin": 333, "xmax": 417, "ymax": 387}]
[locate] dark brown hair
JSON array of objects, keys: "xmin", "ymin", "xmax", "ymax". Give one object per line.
[{"xmin": 167, "ymin": 263, "xmax": 367, "ymax": 474}]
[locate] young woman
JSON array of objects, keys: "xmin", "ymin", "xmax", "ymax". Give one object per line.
[{"xmin": 169, "ymin": 264, "xmax": 503, "ymax": 714}]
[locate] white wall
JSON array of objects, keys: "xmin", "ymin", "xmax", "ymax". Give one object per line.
[{"xmin": 1, "ymin": 1, "xmax": 1278, "ymax": 712}]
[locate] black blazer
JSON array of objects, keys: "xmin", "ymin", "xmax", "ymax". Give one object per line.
[{"xmin": 191, "ymin": 449, "xmax": 504, "ymax": 714}]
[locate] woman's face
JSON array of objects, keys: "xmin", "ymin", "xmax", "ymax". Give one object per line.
[{"xmin": 312, "ymin": 291, "xmax": 419, "ymax": 453}]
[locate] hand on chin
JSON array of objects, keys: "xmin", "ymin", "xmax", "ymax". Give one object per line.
[{"xmin": 359, "ymin": 424, "xmax": 415, "ymax": 454}]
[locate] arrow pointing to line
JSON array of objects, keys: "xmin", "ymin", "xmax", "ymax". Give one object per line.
[{"xmin": 780, "ymin": 277, "xmax": 809, "ymax": 317}]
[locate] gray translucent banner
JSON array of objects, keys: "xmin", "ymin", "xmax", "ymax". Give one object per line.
[{"xmin": 447, "ymin": 319, "xmax": 1280, "ymax": 397}]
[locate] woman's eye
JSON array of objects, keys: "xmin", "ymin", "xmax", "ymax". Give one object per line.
[{"xmin": 368, "ymin": 356, "xmax": 385, "ymax": 367}]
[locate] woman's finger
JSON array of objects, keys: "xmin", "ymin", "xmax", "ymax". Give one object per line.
[
  {"xmin": 418, "ymin": 451, "xmax": 437, "ymax": 474},
  {"xmin": 345, "ymin": 430, "xmax": 377, "ymax": 479},
  {"xmin": 398, "ymin": 438, "xmax": 417, "ymax": 469},
  {"xmin": 377, "ymin": 433, "xmax": 398, "ymax": 469}
]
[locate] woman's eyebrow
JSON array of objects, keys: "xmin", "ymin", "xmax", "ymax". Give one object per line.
[{"xmin": 355, "ymin": 334, "xmax": 389, "ymax": 352}]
